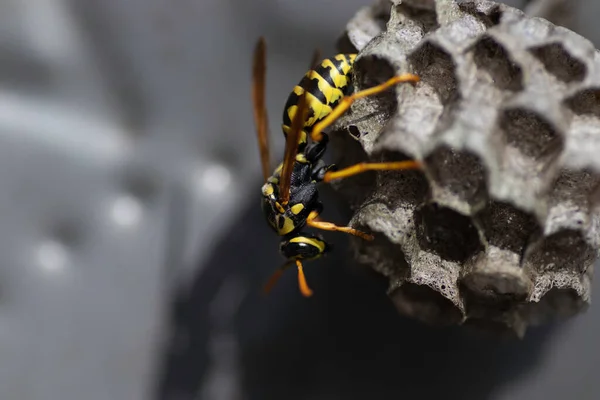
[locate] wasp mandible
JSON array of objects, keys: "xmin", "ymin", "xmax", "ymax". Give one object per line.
[{"xmin": 252, "ymin": 37, "xmax": 421, "ymax": 297}]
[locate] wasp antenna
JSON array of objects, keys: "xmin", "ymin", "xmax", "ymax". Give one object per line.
[
  {"xmin": 262, "ymin": 260, "xmax": 293, "ymax": 296},
  {"xmin": 252, "ymin": 36, "xmax": 272, "ymax": 182},
  {"xmin": 309, "ymin": 48, "xmax": 322, "ymax": 70},
  {"xmin": 296, "ymin": 259, "xmax": 313, "ymax": 297},
  {"xmin": 262, "ymin": 269, "xmax": 284, "ymax": 296}
]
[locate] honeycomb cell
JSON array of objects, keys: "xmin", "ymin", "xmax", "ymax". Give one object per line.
[
  {"xmin": 370, "ymin": 149, "xmax": 429, "ymax": 206},
  {"xmin": 391, "ymin": 282, "xmax": 463, "ymax": 325},
  {"xmin": 351, "ymin": 231, "xmax": 411, "ymax": 281},
  {"xmin": 524, "ymin": 229, "xmax": 595, "ymax": 275},
  {"xmin": 591, "ymin": 182, "xmax": 600, "ymax": 209},
  {"xmin": 471, "ymin": 35, "xmax": 523, "ymax": 92},
  {"xmin": 544, "ymin": 169, "xmax": 600, "ymax": 233},
  {"xmin": 355, "ymin": 55, "xmax": 396, "ymax": 88},
  {"xmin": 462, "ymin": 262, "xmax": 531, "ymax": 302},
  {"xmin": 408, "ymin": 41, "xmax": 458, "ymax": 105},
  {"xmin": 529, "ymin": 42, "xmax": 587, "ymax": 83},
  {"xmin": 499, "ymin": 108, "xmax": 564, "ymax": 161},
  {"xmin": 458, "ymin": 2, "xmax": 503, "ymax": 27},
  {"xmin": 552, "ymin": 169, "xmax": 600, "ymax": 204},
  {"xmin": 562, "ymin": 91, "xmax": 600, "ymax": 169},
  {"xmin": 414, "ymin": 203, "xmax": 483, "ymax": 263},
  {"xmin": 477, "ymin": 201, "xmax": 540, "ymax": 253},
  {"xmin": 565, "ymin": 88, "xmax": 600, "ymax": 117},
  {"xmin": 461, "ymin": 247, "xmax": 532, "ymax": 301},
  {"xmin": 354, "ymin": 55, "xmax": 399, "ymax": 117},
  {"xmin": 425, "ymin": 146, "xmax": 488, "ymax": 211},
  {"xmin": 327, "ymin": 128, "xmax": 375, "ymax": 208},
  {"xmin": 395, "ymin": 2, "xmax": 440, "ymax": 33}
]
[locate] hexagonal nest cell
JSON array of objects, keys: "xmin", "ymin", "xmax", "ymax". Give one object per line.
[{"xmin": 333, "ymin": 0, "xmax": 600, "ymax": 336}]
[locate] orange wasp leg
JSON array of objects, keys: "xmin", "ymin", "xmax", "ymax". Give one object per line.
[
  {"xmin": 306, "ymin": 210, "xmax": 374, "ymax": 241},
  {"xmin": 323, "ymin": 160, "xmax": 422, "ymax": 183},
  {"xmin": 263, "ymin": 259, "xmax": 314, "ymax": 297},
  {"xmin": 310, "ymin": 73, "xmax": 420, "ymax": 143}
]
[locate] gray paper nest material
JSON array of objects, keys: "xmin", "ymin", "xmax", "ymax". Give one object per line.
[{"xmin": 333, "ymin": 0, "xmax": 600, "ymax": 336}]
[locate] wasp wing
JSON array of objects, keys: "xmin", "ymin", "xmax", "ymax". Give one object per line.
[
  {"xmin": 279, "ymin": 49, "xmax": 321, "ymax": 205},
  {"xmin": 310, "ymin": 48, "xmax": 322, "ymax": 71},
  {"xmin": 252, "ymin": 37, "xmax": 271, "ymax": 182},
  {"xmin": 278, "ymin": 91, "xmax": 308, "ymax": 205}
]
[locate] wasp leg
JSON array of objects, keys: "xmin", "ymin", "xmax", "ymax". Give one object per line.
[
  {"xmin": 323, "ymin": 160, "xmax": 421, "ymax": 183},
  {"xmin": 263, "ymin": 261, "xmax": 293, "ymax": 296},
  {"xmin": 295, "ymin": 259, "xmax": 313, "ymax": 297},
  {"xmin": 310, "ymin": 73, "xmax": 420, "ymax": 143},
  {"xmin": 311, "ymin": 161, "xmax": 337, "ymax": 182},
  {"xmin": 306, "ymin": 210, "xmax": 374, "ymax": 241},
  {"xmin": 263, "ymin": 260, "xmax": 314, "ymax": 297},
  {"xmin": 303, "ymin": 133, "xmax": 328, "ymax": 164}
]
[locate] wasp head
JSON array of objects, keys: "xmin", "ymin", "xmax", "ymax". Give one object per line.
[{"xmin": 261, "ymin": 181, "xmax": 312, "ymax": 236}]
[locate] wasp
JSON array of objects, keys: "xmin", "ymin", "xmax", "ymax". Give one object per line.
[{"xmin": 252, "ymin": 37, "xmax": 421, "ymax": 297}]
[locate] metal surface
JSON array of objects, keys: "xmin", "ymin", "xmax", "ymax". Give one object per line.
[{"xmin": 0, "ymin": 1, "xmax": 598, "ymax": 400}]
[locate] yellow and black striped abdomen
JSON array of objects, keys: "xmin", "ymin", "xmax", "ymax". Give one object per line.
[{"xmin": 282, "ymin": 54, "xmax": 357, "ymax": 147}]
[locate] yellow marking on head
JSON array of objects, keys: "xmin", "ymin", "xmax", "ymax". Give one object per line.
[
  {"xmin": 262, "ymin": 183, "xmax": 274, "ymax": 196},
  {"xmin": 295, "ymin": 153, "xmax": 308, "ymax": 163},
  {"xmin": 290, "ymin": 203, "xmax": 304, "ymax": 215},
  {"xmin": 289, "ymin": 236, "xmax": 326, "ymax": 254},
  {"xmin": 278, "ymin": 216, "xmax": 296, "ymax": 235},
  {"xmin": 275, "ymin": 202, "xmax": 285, "ymax": 214}
]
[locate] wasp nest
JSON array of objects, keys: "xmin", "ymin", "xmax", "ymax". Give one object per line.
[{"xmin": 332, "ymin": 0, "xmax": 600, "ymax": 335}]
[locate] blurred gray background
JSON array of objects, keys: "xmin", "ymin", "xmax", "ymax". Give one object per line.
[{"xmin": 0, "ymin": 0, "xmax": 599, "ymax": 399}]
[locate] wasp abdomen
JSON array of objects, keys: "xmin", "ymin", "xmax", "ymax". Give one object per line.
[{"xmin": 282, "ymin": 54, "xmax": 357, "ymax": 147}]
